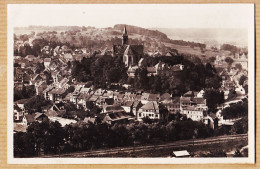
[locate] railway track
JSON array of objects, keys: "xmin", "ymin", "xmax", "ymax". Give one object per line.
[{"xmin": 42, "ymin": 134, "xmax": 248, "ymax": 157}]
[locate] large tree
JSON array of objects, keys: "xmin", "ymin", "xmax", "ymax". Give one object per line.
[
  {"xmin": 225, "ymin": 57, "xmax": 234, "ymax": 66},
  {"xmin": 204, "ymin": 88, "xmax": 224, "ymax": 110}
]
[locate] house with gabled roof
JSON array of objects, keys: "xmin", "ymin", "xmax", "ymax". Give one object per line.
[
  {"xmin": 192, "ymin": 98, "xmax": 207, "ymax": 110},
  {"xmin": 148, "ymin": 94, "xmax": 160, "ymax": 102},
  {"xmin": 44, "ymin": 58, "xmax": 52, "ymax": 67},
  {"xmin": 171, "ymin": 64, "xmax": 184, "ymax": 72},
  {"xmin": 43, "ymin": 84, "xmax": 56, "ymax": 100},
  {"xmin": 161, "ymin": 97, "xmax": 181, "ymax": 114},
  {"xmin": 203, "ymin": 113, "xmax": 218, "ymax": 129},
  {"xmin": 41, "ymin": 102, "xmax": 65, "ymax": 113},
  {"xmin": 147, "ymin": 67, "xmax": 157, "ymax": 76},
  {"xmin": 132, "ymin": 101, "xmax": 143, "ymax": 117},
  {"xmin": 57, "ymin": 78, "xmax": 70, "ymax": 89},
  {"xmin": 63, "ymin": 53, "xmax": 73, "ymax": 62},
  {"xmin": 14, "ymin": 123, "xmax": 27, "ymax": 133},
  {"xmin": 23, "ymin": 112, "xmax": 49, "ymax": 126},
  {"xmin": 48, "ymin": 88, "xmax": 66, "ymax": 103},
  {"xmin": 80, "ymin": 87, "xmax": 92, "ymax": 94},
  {"xmin": 182, "ymin": 106, "xmax": 206, "ymax": 121},
  {"xmin": 30, "ymin": 74, "xmax": 44, "ymax": 85},
  {"xmin": 35, "ymin": 80, "xmax": 47, "ymax": 95},
  {"xmin": 127, "ymin": 65, "xmax": 139, "ymax": 78},
  {"xmin": 83, "ymin": 117, "xmax": 97, "ymax": 125},
  {"xmin": 121, "ymin": 101, "xmax": 134, "ymax": 113},
  {"xmin": 113, "ymin": 93, "xmax": 124, "ymax": 105},
  {"xmin": 105, "ymin": 90, "xmax": 114, "ymax": 98},
  {"xmin": 141, "ymin": 93, "xmax": 160, "ymax": 104},
  {"xmin": 137, "ymin": 101, "xmax": 160, "ymax": 120},
  {"xmin": 196, "ymin": 90, "xmax": 205, "ymax": 98},
  {"xmin": 102, "ymin": 111, "xmax": 135, "ymax": 125},
  {"xmin": 94, "ymin": 88, "xmax": 105, "ymax": 96},
  {"xmin": 13, "ymin": 104, "xmax": 25, "ymax": 123},
  {"xmin": 123, "ymin": 92, "xmax": 136, "ymax": 102},
  {"xmin": 25, "ymin": 55, "xmax": 36, "ymax": 62},
  {"xmin": 102, "ymin": 104, "xmax": 125, "ymax": 114},
  {"xmin": 160, "ymin": 93, "xmax": 171, "ymax": 102},
  {"xmin": 89, "ymin": 95, "xmax": 99, "ymax": 104}
]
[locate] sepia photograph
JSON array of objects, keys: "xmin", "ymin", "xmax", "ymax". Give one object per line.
[{"xmin": 7, "ymin": 4, "xmax": 255, "ymax": 164}]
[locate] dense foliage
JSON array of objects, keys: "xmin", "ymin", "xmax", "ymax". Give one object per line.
[
  {"xmin": 221, "ymin": 101, "xmax": 248, "ymax": 119},
  {"xmin": 230, "ymin": 117, "xmax": 248, "ymax": 134},
  {"xmin": 14, "ymin": 85, "xmax": 36, "ymax": 101},
  {"xmin": 204, "ymin": 88, "xmax": 225, "ymax": 110},
  {"xmin": 71, "ymin": 54, "xmax": 222, "ymax": 97},
  {"xmin": 221, "ymin": 44, "xmax": 238, "ymax": 55},
  {"xmin": 14, "ymin": 119, "xmax": 214, "ymax": 157},
  {"xmin": 72, "ymin": 56, "xmax": 128, "ymax": 88}
]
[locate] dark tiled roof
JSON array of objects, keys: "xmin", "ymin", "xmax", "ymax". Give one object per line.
[
  {"xmin": 106, "ymin": 111, "xmax": 134, "ymax": 121},
  {"xmin": 122, "ymin": 101, "xmax": 133, "ymax": 107},
  {"xmin": 14, "ymin": 104, "xmax": 22, "ymax": 112},
  {"xmin": 141, "ymin": 101, "xmax": 159, "ymax": 112},
  {"xmin": 14, "ymin": 123, "xmax": 27, "ymax": 132},
  {"xmin": 48, "ymin": 88, "xmax": 66, "ymax": 95},
  {"xmin": 113, "ymin": 45, "xmax": 127, "ymax": 56},
  {"xmin": 44, "ymin": 58, "xmax": 51, "ymax": 62},
  {"xmin": 14, "ymin": 98, "xmax": 31, "ymax": 104},
  {"xmin": 148, "ymin": 94, "xmax": 160, "ymax": 101},
  {"xmin": 25, "ymin": 114, "xmax": 35, "ymax": 123},
  {"xmin": 160, "ymin": 93, "xmax": 171, "ymax": 101},
  {"xmin": 104, "ymin": 105, "xmax": 124, "ymax": 112},
  {"xmin": 192, "ymin": 98, "xmax": 206, "ymax": 105},
  {"xmin": 147, "ymin": 67, "xmax": 156, "ymax": 73}
]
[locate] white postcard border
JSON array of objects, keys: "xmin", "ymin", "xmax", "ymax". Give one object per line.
[{"xmin": 7, "ymin": 3, "xmax": 255, "ymax": 164}]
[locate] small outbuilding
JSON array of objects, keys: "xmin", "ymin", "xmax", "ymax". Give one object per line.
[{"xmin": 172, "ymin": 150, "xmax": 191, "ymax": 158}]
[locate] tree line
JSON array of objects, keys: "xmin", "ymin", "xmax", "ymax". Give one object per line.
[{"xmin": 14, "ymin": 115, "xmax": 248, "ymax": 157}]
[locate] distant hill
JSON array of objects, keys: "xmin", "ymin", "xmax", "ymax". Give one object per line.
[
  {"xmin": 15, "ymin": 25, "xmax": 207, "ymax": 54},
  {"xmin": 151, "ymin": 28, "xmax": 248, "ymax": 48},
  {"xmin": 114, "ymin": 24, "xmax": 168, "ymax": 40},
  {"xmin": 15, "ymin": 25, "xmax": 243, "ymax": 59}
]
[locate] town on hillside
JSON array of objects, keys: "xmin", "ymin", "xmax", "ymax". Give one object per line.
[{"xmin": 13, "ymin": 25, "xmax": 248, "ymax": 158}]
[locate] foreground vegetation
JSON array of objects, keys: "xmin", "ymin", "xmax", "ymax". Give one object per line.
[{"xmin": 14, "ymin": 116, "xmax": 248, "ymax": 157}]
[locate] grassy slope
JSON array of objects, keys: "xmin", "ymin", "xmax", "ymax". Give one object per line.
[{"xmin": 15, "ymin": 27, "xmax": 234, "ymax": 61}]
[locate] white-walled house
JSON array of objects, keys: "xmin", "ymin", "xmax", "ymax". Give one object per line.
[
  {"xmin": 137, "ymin": 101, "xmax": 160, "ymax": 121},
  {"xmin": 182, "ymin": 106, "xmax": 206, "ymax": 121}
]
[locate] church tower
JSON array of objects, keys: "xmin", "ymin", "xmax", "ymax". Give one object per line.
[{"xmin": 122, "ymin": 26, "xmax": 128, "ymax": 45}]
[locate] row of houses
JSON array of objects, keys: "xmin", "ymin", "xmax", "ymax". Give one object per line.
[
  {"xmin": 215, "ymin": 53, "xmax": 248, "ymax": 70},
  {"xmin": 127, "ymin": 61, "xmax": 184, "ymax": 78},
  {"xmin": 219, "ymin": 68, "xmax": 247, "ymax": 99}
]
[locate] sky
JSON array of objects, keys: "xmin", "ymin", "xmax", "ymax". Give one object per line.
[{"xmin": 8, "ymin": 4, "xmax": 254, "ymax": 29}]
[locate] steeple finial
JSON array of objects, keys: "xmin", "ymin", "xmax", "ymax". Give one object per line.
[
  {"xmin": 123, "ymin": 25, "xmax": 127, "ymax": 35},
  {"xmin": 122, "ymin": 25, "xmax": 128, "ymax": 45}
]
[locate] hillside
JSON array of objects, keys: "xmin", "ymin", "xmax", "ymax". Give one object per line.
[
  {"xmin": 14, "ymin": 25, "xmax": 233, "ymax": 58},
  {"xmin": 152, "ymin": 28, "xmax": 248, "ymax": 48}
]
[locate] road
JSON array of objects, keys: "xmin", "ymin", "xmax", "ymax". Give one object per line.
[{"xmin": 42, "ymin": 134, "xmax": 248, "ymax": 158}]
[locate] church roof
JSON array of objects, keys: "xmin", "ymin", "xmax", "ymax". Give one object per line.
[{"xmin": 130, "ymin": 45, "xmax": 144, "ymax": 56}]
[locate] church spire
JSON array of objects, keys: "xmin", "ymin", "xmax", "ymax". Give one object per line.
[
  {"xmin": 122, "ymin": 26, "xmax": 128, "ymax": 45},
  {"xmin": 123, "ymin": 26, "xmax": 127, "ymax": 35}
]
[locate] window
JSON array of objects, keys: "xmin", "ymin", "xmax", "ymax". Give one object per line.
[
  {"xmin": 149, "ymin": 114, "xmax": 151, "ymax": 117},
  {"xmin": 139, "ymin": 113, "xmax": 142, "ymax": 117},
  {"xmin": 155, "ymin": 114, "xmax": 158, "ymax": 118}
]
